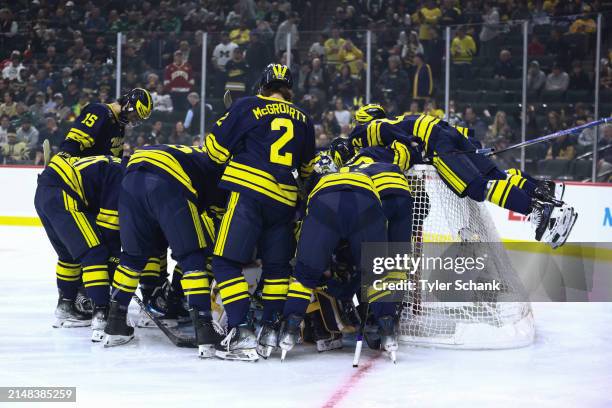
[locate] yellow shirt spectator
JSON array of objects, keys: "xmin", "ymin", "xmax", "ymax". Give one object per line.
[
  {"xmin": 451, "ymin": 33, "xmax": 477, "ymax": 64},
  {"xmin": 338, "ymin": 41, "xmax": 364, "ymax": 75},
  {"xmin": 418, "ymin": 4, "xmax": 442, "ymax": 41},
  {"xmin": 569, "ymin": 18, "xmax": 596, "ymax": 34},
  {"xmin": 325, "ymin": 33, "xmax": 346, "ymax": 65},
  {"xmin": 229, "ymin": 28, "xmax": 250, "ymax": 45}
]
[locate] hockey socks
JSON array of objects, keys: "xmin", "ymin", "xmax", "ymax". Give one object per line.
[
  {"xmin": 486, "ymin": 179, "xmax": 532, "ymax": 215},
  {"xmin": 55, "ymin": 260, "xmax": 81, "ymax": 300},
  {"xmin": 213, "ymin": 256, "xmax": 250, "ymax": 328}
]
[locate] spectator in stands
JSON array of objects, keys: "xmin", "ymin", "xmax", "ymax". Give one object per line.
[
  {"xmin": 1, "ymin": 128, "xmax": 29, "ymax": 164},
  {"xmin": 330, "ymin": 64, "xmax": 358, "ymax": 108},
  {"xmin": 230, "ymin": 19, "xmax": 251, "ymax": 46},
  {"xmin": 333, "ymin": 98, "xmax": 351, "ymax": 128},
  {"xmin": 152, "ymin": 83, "xmax": 173, "ymax": 113},
  {"xmin": 546, "ymin": 29, "xmax": 569, "ymax": 69},
  {"xmin": 527, "ymin": 61, "xmax": 546, "ymax": 96},
  {"xmin": 16, "ymin": 116, "xmax": 39, "ymax": 149},
  {"xmin": 321, "ymin": 110, "xmax": 340, "ymax": 140},
  {"xmin": 417, "ymin": 0, "xmax": 442, "ymax": 43},
  {"xmin": 420, "ymin": 100, "xmax": 440, "ymax": 119},
  {"xmin": 325, "ymin": 28, "xmax": 346, "ymax": 67},
  {"xmin": 400, "ymin": 31, "xmax": 424, "ymax": 70},
  {"xmin": 275, "ymin": 12, "xmax": 299, "ymax": 57},
  {"xmin": 440, "ymin": 0, "xmax": 461, "ymax": 26},
  {"xmin": 461, "ymin": 106, "xmax": 488, "ymax": 141},
  {"xmin": 224, "ymin": 47, "xmax": 249, "ymax": 99},
  {"xmin": 569, "ymin": 15, "xmax": 596, "ymax": 34},
  {"xmin": 183, "ymin": 92, "xmax": 201, "ymax": 137},
  {"xmin": 212, "ymin": 32, "xmax": 238, "ymax": 73},
  {"xmin": 168, "ymin": 121, "xmax": 190, "ymax": 145},
  {"xmin": 568, "ymin": 60, "xmax": 591, "ymax": 90},
  {"xmin": 2, "ymin": 51, "xmax": 25, "ymax": 82},
  {"xmin": 404, "ymin": 100, "xmax": 421, "ymax": 116},
  {"xmin": 91, "ymin": 36, "xmax": 111, "ymax": 63},
  {"xmin": 265, "ymin": 1, "xmax": 286, "ymax": 31},
  {"xmin": 309, "ymin": 33, "xmax": 326, "ymax": 59},
  {"xmin": 544, "ymin": 110, "xmax": 565, "ymax": 135},
  {"xmin": 245, "ymin": 31, "xmax": 272, "ymax": 86},
  {"xmin": 67, "ymin": 36, "xmax": 91, "ymax": 62},
  {"xmin": 0, "ymin": 8, "xmax": 18, "ymax": 38},
  {"xmin": 43, "ymin": 93, "xmax": 71, "ymax": 124},
  {"xmin": 479, "ymin": 2, "xmax": 500, "ymax": 57},
  {"xmin": 601, "ymin": 58, "xmax": 612, "ymax": 90},
  {"xmin": 377, "ymin": 55, "xmax": 409, "ymax": 108},
  {"xmin": 149, "ymin": 121, "xmax": 164, "ymax": 145},
  {"xmin": 338, "ymin": 40, "xmax": 364, "ymax": 76},
  {"xmin": 545, "ymin": 63, "xmax": 569, "ymax": 92},
  {"xmin": 301, "ymin": 94, "xmax": 323, "ymax": 120},
  {"xmin": 39, "ymin": 117, "xmax": 62, "ymax": 150},
  {"xmin": 164, "ymin": 50, "xmax": 194, "ymax": 112},
  {"xmin": 412, "ymin": 53, "xmax": 433, "ymax": 101},
  {"xmin": 451, "ymin": 26, "xmax": 476, "ymax": 79},
  {"xmin": 315, "ymin": 124, "xmax": 331, "ymax": 149},
  {"xmin": 597, "ymin": 125, "xmax": 612, "ymax": 181},
  {"xmin": 0, "ymin": 91, "xmax": 17, "ymax": 118},
  {"xmin": 302, "ymin": 57, "xmax": 328, "ymax": 102},
  {"xmin": 546, "ymin": 133, "xmax": 576, "ymax": 160},
  {"xmin": 527, "ymin": 35, "xmax": 545, "ymax": 57},
  {"xmin": 486, "ymin": 111, "xmax": 514, "ymax": 145},
  {"xmin": 0, "ymin": 115, "xmax": 9, "ymax": 144},
  {"xmin": 85, "ymin": 7, "xmax": 106, "ymax": 32},
  {"xmin": 494, "ymin": 50, "xmax": 518, "ymax": 79}
]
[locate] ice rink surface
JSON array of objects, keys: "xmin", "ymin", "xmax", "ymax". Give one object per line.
[{"xmin": 1, "ymin": 225, "xmax": 611, "ymax": 408}]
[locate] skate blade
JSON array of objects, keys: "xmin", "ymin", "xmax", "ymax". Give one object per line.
[
  {"xmin": 198, "ymin": 345, "xmax": 215, "ymax": 359},
  {"xmin": 102, "ymin": 334, "xmax": 134, "ymax": 347},
  {"xmin": 388, "ymin": 351, "xmax": 397, "ymax": 364},
  {"xmin": 215, "ymin": 348, "xmax": 259, "ymax": 362},
  {"xmin": 280, "ymin": 349, "xmax": 287, "ymax": 362},
  {"xmin": 256, "ymin": 344, "xmax": 275, "ymax": 359},
  {"xmin": 53, "ymin": 318, "xmax": 91, "ymax": 328},
  {"xmin": 136, "ymin": 315, "xmax": 178, "ymax": 328},
  {"xmin": 91, "ymin": 329, "xmax": 105, "ymax": 342}
]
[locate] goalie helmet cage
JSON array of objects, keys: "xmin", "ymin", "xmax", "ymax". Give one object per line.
[{"xmin": 400, "ymin": 165, "xmax": 535, "ymax": 349}]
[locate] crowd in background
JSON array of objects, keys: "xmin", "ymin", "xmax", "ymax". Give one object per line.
[{"xmin": 0, "ymin": 0, "xmax": 611, "ymax": 181}]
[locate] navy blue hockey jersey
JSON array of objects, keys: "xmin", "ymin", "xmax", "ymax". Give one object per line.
[
  {"xmin": 38, "ymin": 155, "xmax": 123, "ymax": 230},
  {"xmin": 59, "ymin": 103, "xmax": 125, "ymax": 157},
  {"xmin": 204, "ymin": 95, "xmax": 316, "ymax": 208}
]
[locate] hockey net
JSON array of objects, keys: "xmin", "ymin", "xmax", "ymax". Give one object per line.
[{"xmin": 399, "ymin": 165, "xmax": 535, "ymax": 349}]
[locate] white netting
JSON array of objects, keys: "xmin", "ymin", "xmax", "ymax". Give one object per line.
[{"xmin": 399, "ymin": 165, "xmax": 535, "ymax": 349}]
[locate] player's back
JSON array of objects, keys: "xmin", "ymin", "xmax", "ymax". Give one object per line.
[
  {"xmin": 206, "ymin": 95, "xmax": 315, "ymax": 208},
  {"xmin": 40, "ymin": 154, "xmax": 123, "ymax": 211},
  {"xmin": 127, "ymin": 144, "xmax": 224, "ymax": 211},
  {"xmin": 59, "ymin": 103, "xmax": 124, "ymax": 158}
]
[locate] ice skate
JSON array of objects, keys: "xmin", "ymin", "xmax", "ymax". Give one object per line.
[
  {"xmin": 257, "ymin": 320, "xmax": 280, "ymax": 359},
  {"xmin": 53, "ymin": 297, "xmax": 92, "ymax": 328},
  {"xmin": 103, "ymin": 300, "xmax": 134, "ymax": 347},
  {"xmin": 190, "ymin": 309, "xmax": 225, "ymax": 358},
  {"xmin": 543, "ymin": 205, "xmax": 578, "ymax": 249},
  {"xmin": 534, "ymin": 180, "xmax": 565, "ymax": 206},
  {"xmin": 528, "ymin": 200, "xmax": 555, "ymax": 242},
  {"xmin": 74, "ymin": 286, "xmax": 93, "ymax": 317},
  {"xmin": 215, "ymin": 325, "xmax": 259, "ymax": 362},
  {"xmin": 278, "ymin": 314, "xmax": 303, "ymax": 361},
  {"xmin": 377, "ymin": 315, "xmax": 398, "ymax": 363},
  {"xmin": 136, "ymin": 281, "xmax": 189, "ymax": 328},
  {"xmin": 91, "ymin": 304, "xmax": 109, "ymax": 342}
]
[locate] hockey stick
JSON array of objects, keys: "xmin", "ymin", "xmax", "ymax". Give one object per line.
[
  {"xmin": 423, "ymin": 117, "xmax": 611, "ymax": 160},
  {"xmin": 132, "ymin": 295, "xmax": 197, "ymax": 348},
  {"xmin": 352, "ymin": 295, "xmax": 370, "ymax": 368}
]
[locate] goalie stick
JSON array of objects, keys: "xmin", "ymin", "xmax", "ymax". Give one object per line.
[{"xmin": 132, "ymin": 295, "xmax": 197, "ymax": 348}]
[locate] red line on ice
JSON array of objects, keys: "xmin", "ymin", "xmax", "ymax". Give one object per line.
[{"xmin": 321, "ymin": 354, "xmax": 380, "ymax": 408}]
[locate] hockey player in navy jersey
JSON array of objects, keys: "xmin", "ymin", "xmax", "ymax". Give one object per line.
[
  {"xmin": 51, "ymin": 87, "xmax": 152, "ymax": 160},
  {"xmin": 35, "ymin": 155, "xmax": 122, "ymax": 341},
  {"xmin": 349, "ymin": 104, "xmax": 577, "ymax": 248},
  {"xmin": 204, "ymin": 63, "xmax": 316, "ymax": 361},
  {"xmin": 103, "ymin": 145, "xmax": 227, "ymax": 355}
]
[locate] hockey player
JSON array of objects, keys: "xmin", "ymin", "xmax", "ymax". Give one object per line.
[
  {"xmin": 52, "ymin": 88, "xmax": 153, "ymax": 159},
  {"xmin": 34, "ymin": 155, "xmax": 122, "ymax": 341},
  {"xmin": 103, "ymin": 145, "xmax": 226, "ymax": 357},
  {"xmin": 278, "ymin": 164, "xmax": 395, "ymax": 361},
  {"xmin": 349, "ymin": 104, "xmax": 577, "ymax": 248},
  {"xmin": 203, "ymin": 63, "xmax": 316, "ymax": 361}
]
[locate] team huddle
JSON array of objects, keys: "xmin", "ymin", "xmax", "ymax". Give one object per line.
[{"xmin": 34, "ymin": 63, "xmax": 577, "ymax": 363}]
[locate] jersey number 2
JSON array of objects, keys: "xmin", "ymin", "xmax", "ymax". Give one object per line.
[{"xmin": 270, "ymin": 118, "xmax": 293, "ymax": 166}]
